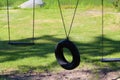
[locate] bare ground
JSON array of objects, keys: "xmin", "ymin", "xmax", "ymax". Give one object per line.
[{"xmin": 0, "ymin": 68, "xmax": 120, "ymax": 80}]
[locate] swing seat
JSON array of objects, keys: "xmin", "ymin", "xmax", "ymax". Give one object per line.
[
  {"xmin": 7, "ymin": 0, "xmax": 35, "ymax": 46},
  {"xmin": 8, "ymin": 42, "xmax": 35, "ymax": 45},
  {"xmin": 101, "ymin": 58, "xmax": 120, "ymax": 62}
]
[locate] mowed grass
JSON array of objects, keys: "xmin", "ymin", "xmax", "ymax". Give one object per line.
[
  {"xmin": 0, "ymin": 0, "xmax": 27, "ymax": 7},
  {"xmin": 0, "ymin": 4, "xmax": 120, "ymax": 74},
  {"xmin": 0, "ymin": 0, "xmax": 113, "ymax": 9}
]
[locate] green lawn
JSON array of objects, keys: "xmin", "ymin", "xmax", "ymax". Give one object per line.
[
  {"xmin": 0, "ymin": 0, "xmax": 113, "ymax": 9},
  {"xmin": 0, "ymin": 3, "xmax": 120, "ymax": 74}
]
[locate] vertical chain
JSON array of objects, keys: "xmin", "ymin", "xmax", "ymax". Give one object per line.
[
  {"xmin": 6, "ymin": 0, "xmax": 11, "ymax": 43},
  {"xmin": 101, "ymin": 0, "xmax": 104, "ymax": 60},
  {"xmin": 32, "ymin": 0, "xmax": 35, "ymax": 43}
]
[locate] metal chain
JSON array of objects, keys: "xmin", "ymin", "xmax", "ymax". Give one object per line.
[
  {"xmin": 101, "ymin": 0, "xmax": 104, "ymax": 60},
  {"xmin": 6, "ymin": 0, "xmax": 10, "ymax": 43},
  {"xmin": 67, "ymin": 0, "xmax": 79, "ymax": 38},
  {"xmin": 6, "ymin": 0, "xmax": 35, "ymax": 43},
  {"xmin": 32, "ymin": 0, "xmax": 35, "ymax": 43},
  {"xmin": 58, "ymin": 0, "xmax": 79, "ymax": 39}
]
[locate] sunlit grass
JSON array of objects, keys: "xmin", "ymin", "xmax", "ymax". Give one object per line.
[{"xmin": 0, "ymin": 0, "xmax": 114, "ymax": 9}]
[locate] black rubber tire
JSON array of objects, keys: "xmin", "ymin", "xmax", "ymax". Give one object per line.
[{"xmin": 55, "ymin": 39, "xmax": 80, "ymax": 70}]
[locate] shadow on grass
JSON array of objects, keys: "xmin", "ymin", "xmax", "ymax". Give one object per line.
[{"xmin": 0, "ymin": 35, "xmax": 120, "ymax": 76}]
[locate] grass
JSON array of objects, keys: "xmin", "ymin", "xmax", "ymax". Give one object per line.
[
  {"xmin": 0, "ymin": 1, "xmax": 120, "ymax": 76},
  {"xmin": 0, "ymin": 0, "xmax": 114, "ymax": 9},
  {"xmin": 0, "ymin": 0, "xmax": 27, "ymax": 7}
]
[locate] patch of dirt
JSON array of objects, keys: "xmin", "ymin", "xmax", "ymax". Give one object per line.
[
  {"xmin": 85, "ymin": 10, "xmax": 102, "ymax": 17},
  {"xmin": 105, "ymin": 25, "xmax": 120, "ymax": 31},
  {"xmin": 83, "ymin": 9, "xmax": 120, "ymax": 17},
  {"xmin": 1, "ymin": 68, "xmax": 120, "ymax": 80}
]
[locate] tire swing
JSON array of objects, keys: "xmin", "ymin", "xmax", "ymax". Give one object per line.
[{"xmin": 55, "ymin": 0, "xmax": 80, "ymax": 70}]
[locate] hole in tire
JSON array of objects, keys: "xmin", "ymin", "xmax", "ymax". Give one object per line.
[{"xmin": 63, "ymin": 48, "xmax": 73, "ymax": 63}]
